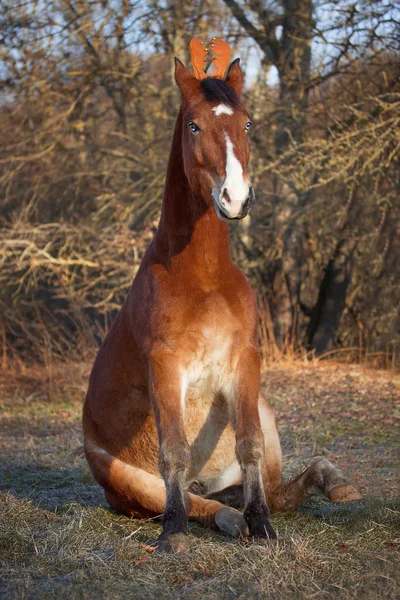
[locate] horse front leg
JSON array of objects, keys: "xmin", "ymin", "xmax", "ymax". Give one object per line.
[
  {"xmin": 149, "ymin": 349, "xmax": 191, "ymax": 552},
  {"xmin": 233, "ymin": 347, "xmax": 277, "ymax": 540}
]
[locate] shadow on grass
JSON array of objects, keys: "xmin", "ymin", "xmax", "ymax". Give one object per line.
[
  {"xmin": 0, "ymin": 464, "xmax": 106, "ymax": 512},
  {"xmin": 297, "ymin": 495, "xmax": 400, "ymax": 527},
  {"xmin": 2, "ymin": 459, "xmax": 398, "ymax": 542}
]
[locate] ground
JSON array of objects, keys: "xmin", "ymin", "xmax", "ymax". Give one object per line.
[{"xmin": 0, "ymin": 361, "xmax": 399, "ymax": 599}]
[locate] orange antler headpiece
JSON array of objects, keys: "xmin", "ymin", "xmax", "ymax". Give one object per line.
[
  {"xmin": 189, "ymin": 38, "xmax": 208, "ymax": 80},
  {"xmin": 209, "ymin": 38, "xmax": 231, "ymax": 78},
  {"xmin": 189, "ymin": 37, "xmax": 231, "ymax": 80}
]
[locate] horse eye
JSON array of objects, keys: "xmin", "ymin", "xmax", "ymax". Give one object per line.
[
  {"xmin": 245, "ymin": 121, "xmax": 252, "ymax": 132},
  {"xmin": 188, "ymin": 121, "xmax": 199, "ymax": 134}
]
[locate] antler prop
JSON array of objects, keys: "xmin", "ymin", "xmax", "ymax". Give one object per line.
[
  {"xmin": 189, "ymin": 38, "xmax": 208, "ymax": 80},
  {"xmin": 209, "ymin": 38, "xmax": 230, "ymax": 79},
  {"xmin": 189, "ymin": 37, "xmax": 231, "ymax": 80}
]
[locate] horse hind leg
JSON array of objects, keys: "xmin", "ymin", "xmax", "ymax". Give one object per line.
[
  {"xmin": 278, "ymin": 457, "xmax": 362, "ymax": 513},
  {"xmin": 206, "ymin": 394, "xmax": 361, "ymax": 515},
  {"xmin": 257, "ymin": 397, "xmax": 361, "ymax": 513},
  {"xmin": 257, "ymin": 457, "xmax": 362, "ymax": 516},
  {"xmin": 206, "ymin": 457, "xmax": 361, "ymax": 516}
]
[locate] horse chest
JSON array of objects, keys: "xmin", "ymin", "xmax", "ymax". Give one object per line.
[{"xmin": 181, "ymin": 325, "xmax": 238, "ymax": 406}]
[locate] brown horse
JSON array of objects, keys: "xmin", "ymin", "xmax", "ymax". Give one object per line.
[{"xmin": 83, "ymin": 39, "xmax": 361, "ymax": 552}]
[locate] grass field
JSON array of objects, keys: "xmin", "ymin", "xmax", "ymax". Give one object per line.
[{"xmin": 1, "ymin": 361, "xmax": 399, "ymax": 599}]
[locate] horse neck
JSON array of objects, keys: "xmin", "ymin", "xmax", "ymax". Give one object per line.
[{"xmin": 154, "ymin": 107, "xmax": 231, "ymax": 276}]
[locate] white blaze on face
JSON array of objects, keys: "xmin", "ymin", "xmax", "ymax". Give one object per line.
[
  {"xmin": 212, "ymin": 103, "xmax": 233, "ymax": 116},
  {"xmin": 219, "ymin": 133, "xmax": 250, "ymax": 217}
]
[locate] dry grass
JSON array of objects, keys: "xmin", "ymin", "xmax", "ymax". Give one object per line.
[{"xmin": 0, "ymin": 361, "xmax": 399, "ymax": 599}]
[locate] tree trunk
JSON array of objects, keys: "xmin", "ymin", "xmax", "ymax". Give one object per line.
[
  {"xmin": 307, "ymin": 238, "xmax": 355, "ymax": 355},
  {"xmin": 271, "ymin": 0, "xmax": 313, "ymax": 345}
]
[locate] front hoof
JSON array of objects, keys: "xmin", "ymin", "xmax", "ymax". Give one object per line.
[
  {"xmin": 329, "ymin": 485, "xmax": 362, "ymax": 503},
  {"xmin": 246, "ymin": 514, "xmax": 277, "ymax": 540},
  {"xmin": 215, "ymin": 507, "xmax": 249, "ymax": 539},
  {"xmin": 155, "ymin": 532, "xmax": 190, "ymax": 553}
]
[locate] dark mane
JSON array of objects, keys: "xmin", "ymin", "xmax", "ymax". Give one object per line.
[{"xmin": 200, "ymin": 78, "xmax": 241, "ymax": 107}]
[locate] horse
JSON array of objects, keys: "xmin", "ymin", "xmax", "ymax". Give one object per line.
[{"xmin": 83, "ymin": 39, "xmax": 361, "ymax": 553}]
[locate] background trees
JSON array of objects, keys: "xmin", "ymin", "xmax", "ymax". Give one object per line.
[{"xmin": 1, "ymin": 0, "xmax": 399, "ymax": 366}]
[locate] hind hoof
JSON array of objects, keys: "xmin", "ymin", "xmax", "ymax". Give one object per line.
[
  {"xmin": 215, "ymin": 507, "xmax": 249, "ymax": 539},
  {"xmin": 329, "ymin": 485, "xmax": 362, "ymax": 503},
  {"xmin": 154, "ymin": 532, "xmax": 190, "ymax": 553}
]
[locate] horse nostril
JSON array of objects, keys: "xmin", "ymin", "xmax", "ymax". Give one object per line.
[{"xmin": 222, "ymin": 188, "xmax": 231, "ymax": 204}]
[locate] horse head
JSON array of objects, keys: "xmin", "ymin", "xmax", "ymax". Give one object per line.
[{"xmin": 174, "ymin": 39, "xmax": 255, "ymax": 221}]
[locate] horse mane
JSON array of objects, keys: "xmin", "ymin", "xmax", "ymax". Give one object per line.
[{"xmin": 200, "ymin": 78, "xmax": 241, "ymax": 107}]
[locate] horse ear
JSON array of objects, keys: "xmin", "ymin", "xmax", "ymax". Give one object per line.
[
  {"xmin": 225, "ymin": 58, "xmax": 244, "ymax": 96},
  {"xmin": 174, "ymin": 58, "xmax": 200, "ymax": 100}
]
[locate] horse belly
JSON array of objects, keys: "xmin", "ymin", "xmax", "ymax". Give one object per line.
[{"xmin": 181, "ymin": 333, "xmax": 240, "ymax": 488}]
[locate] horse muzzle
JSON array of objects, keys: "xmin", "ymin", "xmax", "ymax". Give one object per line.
[{"xmin": 214, "ymin": 185, "xmax": 255, "ymax": 221}]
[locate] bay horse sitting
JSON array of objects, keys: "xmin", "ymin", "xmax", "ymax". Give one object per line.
[{"xmin": 83, "ymin": 39, "xmax": 361, "ymax": 552}]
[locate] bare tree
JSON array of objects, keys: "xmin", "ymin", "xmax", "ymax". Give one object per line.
[
  {"xmin": 0, "ymin": 0, "xmax": 399, "ymax": 365},
  {"xmin": 223, "ymin": 0, "xmax": 400, "ymax": 354}
]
